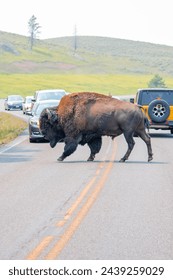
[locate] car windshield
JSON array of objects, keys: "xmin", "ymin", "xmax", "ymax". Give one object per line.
[
  {"xmin": 34, "ymin": 102, "xmax": 58, "ymax": 116},
  {"xmin": 38, "ymin": 91, "xmax": 66, "ymax": 101},
  {"xmin": 139, "ymin": 90, "xmax": 173, "ymax": 105},
  {"xmin": 8, "ymin": 96, "xmax": 23, "ymax": 101},
  {"xmin": 25, "ymin": 97, "xmax": 32, "ymax": 103}
]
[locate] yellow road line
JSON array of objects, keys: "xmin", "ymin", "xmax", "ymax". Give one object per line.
[
  {"xmin": 25, "ymin": 162, "xmax": 105, "ymax": 260},
  {"xmin": 45, "ymin": 142, "xmax": 117, "ymax": 259},
  {"xmin": 56, "ymin": 140, "xmax": 112, "ymax": 227},
  {"xmin": 57, "ymin": 162, "xmax": 105, "ymax": 227},
  {"xmin": 57, "ymin": 176, "xmax": 97, "ymax": 227},
  {"xmin": 26, "ymin": 235, "xmax": 54, "ymax": 260},
  {"xmin": 26, "ymin": 139, "xmax": 116, "ymax": 260}
]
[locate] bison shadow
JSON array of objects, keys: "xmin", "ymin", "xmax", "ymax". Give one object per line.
[
  {"xmin": 0, "ymin": 154, "xmax": 32, "ymax": 163},
  {"xmin": 56, "ymin": 159, "xmax": 168, "ymax": 164}
]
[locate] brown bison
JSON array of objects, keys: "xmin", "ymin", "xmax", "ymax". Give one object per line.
[{"xmin": 39, "ymin": 92, "xmax": 153, "ymax": 162}]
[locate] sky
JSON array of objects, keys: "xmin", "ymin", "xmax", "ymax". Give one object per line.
[{"xmin": 0, "ymin": 0, "xmax": 173, "ymax": 46}]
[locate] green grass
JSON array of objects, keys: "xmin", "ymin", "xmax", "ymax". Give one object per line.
[
  {"xmin": 0, "ymin": 112, "xmax": 27, "ymax": 144},
  {"xmin": 0, "ymin": 73, "xmax": 173, "ymax": 98},
  {"xmin": 0, "ymin": 32, "xmax": 173, "ymax": 98}
]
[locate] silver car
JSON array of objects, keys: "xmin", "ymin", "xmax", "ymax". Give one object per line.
[{"xmin": 4, "ymin": 95, "xmax": 24, "ymax": 110}]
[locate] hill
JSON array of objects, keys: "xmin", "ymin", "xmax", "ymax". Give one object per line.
[{"xmin": 0, "ymin": 31, "xmax": 173, "ymax": 75}]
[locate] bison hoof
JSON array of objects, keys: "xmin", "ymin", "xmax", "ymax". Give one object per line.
[
  {"xmin": 148, "ymin": 156, "xmax": 153, "ymax": 162},
  {"xmin": 57, "ymin": 156, "xmax": 64, "ymax": 162},
  {"xmin": 119, "ymin": 158, "xmax": 126, "ymax": 162},
  {"xmin": 87, "ymin": 156, "xmax": 95, "ymax": 161}
]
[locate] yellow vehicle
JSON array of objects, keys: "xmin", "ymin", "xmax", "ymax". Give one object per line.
[{"xmin": 131, "ymin": 88, "xmax": 173, "ymax": 134}]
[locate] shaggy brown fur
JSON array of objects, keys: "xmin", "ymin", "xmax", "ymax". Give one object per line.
[{"xmin": 39, "ymin": 92, "xmax": 153, "ymax": 162}]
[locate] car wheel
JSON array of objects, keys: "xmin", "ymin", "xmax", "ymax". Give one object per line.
[
  {"xmin": 29, "ymin": 138, "xmax": 35, "ymax": 143},
  {"xmin": 148, "ymin": 99, "xmax": 170, "ymax": 123}
]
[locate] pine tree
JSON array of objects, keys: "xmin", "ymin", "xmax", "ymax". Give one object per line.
[
  {"xmin": 28, "ymin": 15, "xmax": 41, "ymax": 51},
  {"xmin": 148, "ymin": 74, "xmax": 166, "ymax": 88}
]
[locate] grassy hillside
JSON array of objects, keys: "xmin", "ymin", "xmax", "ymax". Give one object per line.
[
  {"xmin": 0, "ymin": 31, "xmax": 173, "ymax": 98},
  {"xmin": 1, "ymin": 31, "xmax": 173, "ymax": 75}
]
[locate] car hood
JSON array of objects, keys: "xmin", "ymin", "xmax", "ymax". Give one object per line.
[{"xmin": 8, "ymin": 100, "xmax": 23, "ymax": 104}]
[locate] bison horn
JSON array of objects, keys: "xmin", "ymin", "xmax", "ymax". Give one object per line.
[
  {"xmin": 46, "ymin": 108, "xmax": 51, "ymax": 118},
  {"xmin": 46, "ymin": 109, "xmax": 58, "ymax": 124}
]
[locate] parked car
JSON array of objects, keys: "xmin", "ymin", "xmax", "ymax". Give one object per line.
[
  {"xmin": 4, "ymin": 95, "xmax": 24, "ymax": 110},
  {"xmin": 31, "ymin": 89, "xmax": 67, "ymax": 109},
  {"xmin": 29, "ymin": 100, "xmax": 60, "ymax": 142},
  {"xmin": 130, "ymin": 88, "xmax": 173, "ymax": 134},
  {"xmin": 22, "ymin": 96, "xmax": 33, "ymax": 115}
]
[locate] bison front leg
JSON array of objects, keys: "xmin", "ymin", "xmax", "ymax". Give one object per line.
[
  {"xmin": 120, "ymin": 132, "xmax": 135, "ymax": 162},
  {"xmin": 57, "ymin": 137, "xmax": 78, "ymax": 161},
  {"xmin": 87, "ymin": 137, "xmax": 102, "ymax": 161}
]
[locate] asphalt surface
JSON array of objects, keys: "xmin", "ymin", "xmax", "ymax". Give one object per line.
[{"xmin": 0, "ymin": 99, "xmax": 173, "ymax": 260}]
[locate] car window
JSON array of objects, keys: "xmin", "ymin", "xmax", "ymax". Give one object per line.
[
  {"xmin": 37, "ymin": 91, "xmax": 66, "ymax": 101},
  {"xmin": 25, "ymin": 97, "xmax": 32, "ymax": 103},
  {"xmin": 8, "ymin": 96, "xmax": 23, "ymax": 101},
  {"xmin": 34, "ymin": 102, "xmax": 58, "ymax": 116},
  {"xmin": 139, "ymin": 90, "xmax": 173, "ymax": 105}
]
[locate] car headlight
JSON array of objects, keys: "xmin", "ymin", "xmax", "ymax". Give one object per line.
[{"xmin": 30, "ymin": 119, "xmax": 39, "ymax": 126}]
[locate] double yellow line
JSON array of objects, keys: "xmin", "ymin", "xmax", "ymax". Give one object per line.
[{"xmin": 26, "ymin": 140, "xmax": 117, "ymax": 260}]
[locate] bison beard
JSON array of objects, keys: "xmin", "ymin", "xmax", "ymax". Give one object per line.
[{"xmin": 39, "ymin": 92, "xmax": 153, "ymax": 162}]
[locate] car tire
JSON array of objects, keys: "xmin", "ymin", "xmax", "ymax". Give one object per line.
[
  {"xmin": 148, "ymin": 99, "xmax": 170, "ymax": 123},
  {"xmin": 29, "ymin": 138, "xmax": 35, "ymax": 143}
]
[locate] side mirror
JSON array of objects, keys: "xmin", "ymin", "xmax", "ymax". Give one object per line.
[{"xmin": 130, "ymin": 98, "xmax": 134, "ymax": 103}]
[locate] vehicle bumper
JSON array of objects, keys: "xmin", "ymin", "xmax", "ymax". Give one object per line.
[
  {"xmin": 25, "ymin": 109, "xmax": 32, "ymax": 114},
  {"xmin": 149, "ymin": 120, "xmax": 173, "ymax": 130},
  {"xmin": 29, "ymin": 126, "xmax": 44, "ymax": 140},
  {"xmin": 8, "ymin": 105, "xmax": 22, "ymax": 110}
]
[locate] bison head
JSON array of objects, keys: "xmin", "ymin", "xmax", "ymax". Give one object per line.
[{"xmin": 39, "ymin": 108, "xmax": 65, "ymax": 148}]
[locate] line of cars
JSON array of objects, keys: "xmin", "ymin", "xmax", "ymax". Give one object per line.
[
  {"xmin": 4, "ymin": 94, "xmax": 34, "ymax": 114},
  {"xmin": 4, "ymin": 89, "xmax": 68, "ymax": 143}
]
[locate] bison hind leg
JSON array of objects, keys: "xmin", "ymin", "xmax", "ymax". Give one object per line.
[{"xmin": 137, "ymin": 130, "xmax": 153, "ymax": 162}]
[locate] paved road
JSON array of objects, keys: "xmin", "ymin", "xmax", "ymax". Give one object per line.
[{"xmin": 0, "ymin": 100, "xmax": 173, "ymax": 260}]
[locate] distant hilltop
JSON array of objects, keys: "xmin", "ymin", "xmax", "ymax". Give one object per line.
[{"xmin": 0, "ymin": 30, "xmax": 172, "ymax": 75}]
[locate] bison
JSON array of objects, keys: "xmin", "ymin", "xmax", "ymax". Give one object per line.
[{"xmin": 39, "ymin": 92, "xmax": 153, "ymax": 162}]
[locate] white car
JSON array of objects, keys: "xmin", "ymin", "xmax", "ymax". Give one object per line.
[{"xmin": 22, "ymin": 96, "xmax": 33, "ymax": 115}]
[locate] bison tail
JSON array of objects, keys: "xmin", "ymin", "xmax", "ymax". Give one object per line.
[
  {"xmin": 139, "ymin": 106, "xmax": 150, "ymax": 132},
  {"xmin": 144, "ymin": 116, "xmax": 150, "ymax": 132}
]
